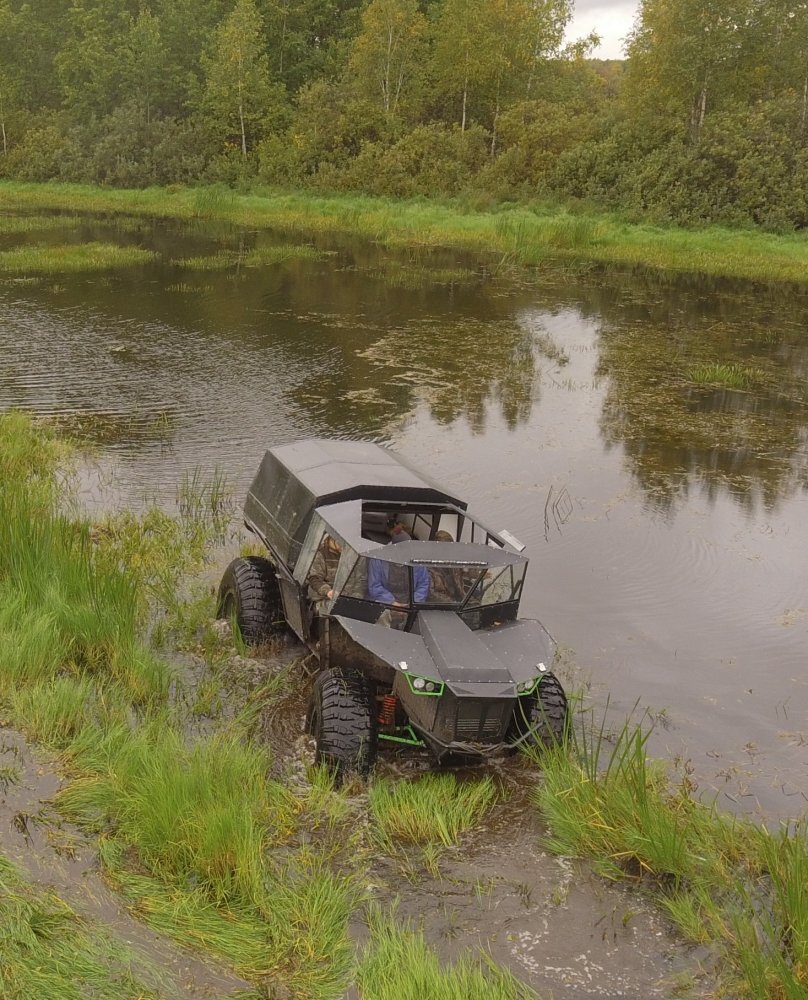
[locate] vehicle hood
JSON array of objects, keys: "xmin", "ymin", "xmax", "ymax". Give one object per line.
[{"xmin": 331, "ymin": 611, "xmax": 555, "ymax": 691}]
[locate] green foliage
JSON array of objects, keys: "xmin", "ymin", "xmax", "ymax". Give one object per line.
[
  {"xmin": 0, "ymin": 0, "xmax": 804, "ymax": 231},
  {"xmin": 357, "ymin": 908, "xmax": 536, "ymax": 1000},
  {"xmin": 369, "ymin": 772, "xmax": 497, "ymax": 847},
  {"xmin": 0, "ymin": 854, "xmax": 165, "ymax": 1000},
  {"xmin": 532, "ymin": 712, "xmax": 808, "ymax": 997}
]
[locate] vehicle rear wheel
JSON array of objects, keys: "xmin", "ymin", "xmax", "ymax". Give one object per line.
[
  {"xmin": 509, "ymin": 672, "xmax": 568, "ymax": 749},
  {"xmin": 216, "ymin": 556, "xmax": 285, "ymax": 645},
  {"xmin": 307, "ymin": 668, "xmax": 377, "ymax": 779}
]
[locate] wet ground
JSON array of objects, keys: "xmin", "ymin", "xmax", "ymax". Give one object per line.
[{"xmin": 0, "ymin": 727, "xmax": 251, "ymax": 998}]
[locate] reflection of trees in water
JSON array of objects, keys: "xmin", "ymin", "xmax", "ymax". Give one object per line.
[
  {"xmin": 596, "ymin": 294, "xmax": 808, "ymax": 511},
  {"xmin": 293, "ymin": 316, "xmax": 537, "ymax": 435}
]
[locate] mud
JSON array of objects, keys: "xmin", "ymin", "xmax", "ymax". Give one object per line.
[
  {"xmin": 0, "ymin": 728, "xmax": 251, "ymax": 999},
  {"xmin": 258, "ymin": 660, "xmax": 714, "ymax": 999}
]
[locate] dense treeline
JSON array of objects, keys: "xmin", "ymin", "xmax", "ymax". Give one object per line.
[{"xmin": 0, "ymin": 0, "xmax": 806, "ymax": 230}]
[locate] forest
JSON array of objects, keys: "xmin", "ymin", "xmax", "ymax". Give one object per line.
[{"xmin": 0, "ymin": 0, "xmax": 806, "ymax": 231}]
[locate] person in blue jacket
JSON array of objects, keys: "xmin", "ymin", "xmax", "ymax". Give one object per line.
[{"xmin": 368, "ymin": 525, "xmax": 429, "ymax": 606}]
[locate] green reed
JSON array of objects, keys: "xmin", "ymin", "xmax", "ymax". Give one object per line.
[
  {"xmin": 687, "ymin": 362, "xmax": 765, "ymax": 389},
  {"xmin": 369, "ymin": 772, "xmax": 497, "ymax": 848},
  {"xmin": 2, "ymin": 181, "xmax": 808, "ymax": 284},
  {"xmin": 532, "ymin": 710, "xmax": 808, "ymax": 998}
]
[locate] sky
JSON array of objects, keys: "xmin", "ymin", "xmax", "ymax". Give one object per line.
[{"xmin": 566, "ymin": 1, "xmax": 639, "ymax": 60}]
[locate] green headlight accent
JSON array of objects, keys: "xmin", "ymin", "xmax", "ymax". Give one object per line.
[
  {"xmin": 404, "ymin": 673, "xmax": 444, "ymax": 697},
  {"xmin": 516, "ymin": 675, "xmax": 542, "ymax": 697}
]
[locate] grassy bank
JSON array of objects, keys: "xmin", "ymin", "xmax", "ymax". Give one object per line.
[
  {"xmin": 0, "ymin": 411, "xmax": 531, "ymax": 999},
  {"xmin": 533, "ymin": 720, "xmax": 808, "ymax": 998},
  {"xmin": 2, "ymin": 181, "xmax": 808, "ymax": 284}
]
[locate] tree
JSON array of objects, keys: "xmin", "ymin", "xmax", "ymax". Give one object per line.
[
  {"xmin": 199, "ymin": 0, "xmax": 284, "ymax": 156},
  {"xmin": 625, "ymin": 0, "xmax": 755, "ymax": 139},
  {"xmin": 120, "ymin": 9, "xmax": 169, "ymax": 124},
  {"xmin": 348, "ymin": 0, "xmax": 427, "ymax": 116}
]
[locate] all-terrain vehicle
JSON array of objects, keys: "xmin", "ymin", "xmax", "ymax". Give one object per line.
[{"xmin": 217, "ymin": 439, "xmax": 568, "ymax": 775}]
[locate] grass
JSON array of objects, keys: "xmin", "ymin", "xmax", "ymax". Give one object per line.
[
  {"xmin": 0, "ymin": 853, "xmax": 167, "ymax": 999},
  {"xmin": 0, "ymin": 241, "xmax": 158, "ymax": 273},
  {"xmin": 687, "ymin": 361, "xmax": 765, "ymax": 389},
  {"xmin": 356, "ymin": 908, "xmax": 536, "ymax": 1000},
  {"xmin": 531, "ymin": 712, "xmax": 808, "ymax": 998},
  {"xmin": 0, "ymin": 213, "xmax": 82, "ymax": 234},
  {"xmin": 0, "ymin": 409, "xmax": 362, "ymax": 999},
  {"xmin": 2, "ymin": 181, "xmax": 808, "ymax": 283},
  {"xmin": 369, "ymin": 772, "xmax": 497, "ymax": 848}
]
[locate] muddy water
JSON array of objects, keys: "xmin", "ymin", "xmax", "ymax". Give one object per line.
[{"xmin": 1, "ymin": 215, "xmax": 807, "ymax": 823}]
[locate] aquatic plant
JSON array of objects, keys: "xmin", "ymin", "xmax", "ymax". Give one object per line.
[
  {"xmin": 2, "ymin": 182, "xmax": 808, "ymax": 284},
  {"xmin": 687, "ymin": 362, "xmax": 764, "ymax": 389},
  {"xmin": 173, "ymin": 243, "xmax": 321, "ymax": 270},
  {"xmin": 0, "ymin": 242, "xmax": 158, "ymax": 273},
  {"xmin": 369, "ymin": 772, "xmax": 497, "ymax": 848}
]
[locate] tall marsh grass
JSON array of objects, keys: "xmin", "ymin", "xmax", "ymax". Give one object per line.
[
  {"xmin": 369, "ymin": 773, "xmax": 497, "ymax": 847},
  {"xmin": 533, "ymin": 713, "xmax": 808, "ymax": 997},
  {"xmin": 0, "ymin": 854, "xmax": 166, "ymax": 999},
  {"xmin": 0, "ymin": 411, "xmax": 361, "ymax": 998}
]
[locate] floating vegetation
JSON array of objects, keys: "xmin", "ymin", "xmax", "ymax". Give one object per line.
[
  {"xmin": 687, "ymin": 362, "xmax": 764, "ymax": 389},
  {"xmin": 534, "ymin": 330, "xmax": 570, "ymax": 367},
  {"xmin": 358, "ymin": 261, "xmax": 478, "ymax": 289},
  {"xmin": 0, "ymin": 242, "xmax": 158, "ymax": 274},
  {"xmin": 173, "ymin": 243, "xmax": 321, "ymax": 270}
]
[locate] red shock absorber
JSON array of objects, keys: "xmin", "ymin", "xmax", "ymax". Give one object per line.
[{"xmin": 378, "ymin": 694, "xmax": 397, "ymax": 725}]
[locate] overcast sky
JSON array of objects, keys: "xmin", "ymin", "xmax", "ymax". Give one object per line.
[{"xmin": 566, "ymin": 1, "xmax": 639, "ymax": 59}]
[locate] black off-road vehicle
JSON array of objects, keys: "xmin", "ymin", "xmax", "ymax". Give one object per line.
[{"xmin": 217, "ymin": 439, "xmax": 567, "ymax": 775}]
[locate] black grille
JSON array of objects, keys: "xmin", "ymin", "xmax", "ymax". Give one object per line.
[{"xmin": 453, "ymin": 699, "xmax": 508, "ymax": 743}]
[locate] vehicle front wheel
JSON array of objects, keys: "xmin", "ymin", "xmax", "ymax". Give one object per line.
[
  {"xmin": 509, "ymin": 672, "xmax": 568, "ymax": 750},
  {"xmin": 307, "ymin": 668, "xmax": 377, "ymax": 779},
  {"xmin": 216, "ymin": 556, "xmax": 285, "ymax": 645}
]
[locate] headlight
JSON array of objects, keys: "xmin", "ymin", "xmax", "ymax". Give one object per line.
[{"xmin": 404, "ymin": 673, "xmax": 444, "ymax": 696}]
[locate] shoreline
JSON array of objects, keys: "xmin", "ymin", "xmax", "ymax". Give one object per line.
[{"xmin": 2, "ymin": 181, "xmax": 807, "ymax": 285}]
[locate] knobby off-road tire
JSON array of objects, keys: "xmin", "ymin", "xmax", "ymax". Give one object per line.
[
  {"xmin": 510, "ymin": 671, "xmax": 569, "ymax": 750},
  {"xmin": 308, "ymin": 668, "xmax": 377, "ymax": 779},
  {"xmin": 216, "ymin": 556, "xmax": 285, "ymax": 645}
]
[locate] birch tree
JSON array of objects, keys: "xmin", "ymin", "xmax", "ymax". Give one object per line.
[
  {"xmin": 348, "ymin": 0, "xmax": 427, "ymax": 116},
  {"xmin": 199, "ymin": 0, "xmax": 282, "ymax": 156}
]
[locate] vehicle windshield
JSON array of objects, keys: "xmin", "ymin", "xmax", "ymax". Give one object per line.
[{"xmin": 341, "ymin": 555, "xmax": 525, "ymax": 610}]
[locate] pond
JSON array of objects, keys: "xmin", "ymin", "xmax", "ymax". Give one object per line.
[{"xmin": 2, "ymin": 213, "xmax": 806, "ymax": 819}]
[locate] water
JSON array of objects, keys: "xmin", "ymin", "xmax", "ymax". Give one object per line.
[{"xmin": 2, "ymin": 214, "xmax": 807, "ymax": 819}]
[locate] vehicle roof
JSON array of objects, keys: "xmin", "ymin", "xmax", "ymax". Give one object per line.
[
  {"xmin": 267, "ymin": 438, "xmax": 466, "ymax": 509},
  {"xmin": 318, "ymin": 501, "xmax": 527, "ymax": 566},
  {"xmin": 244, "ymin": 439, "xmax": 469, "ymax": 572}
]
